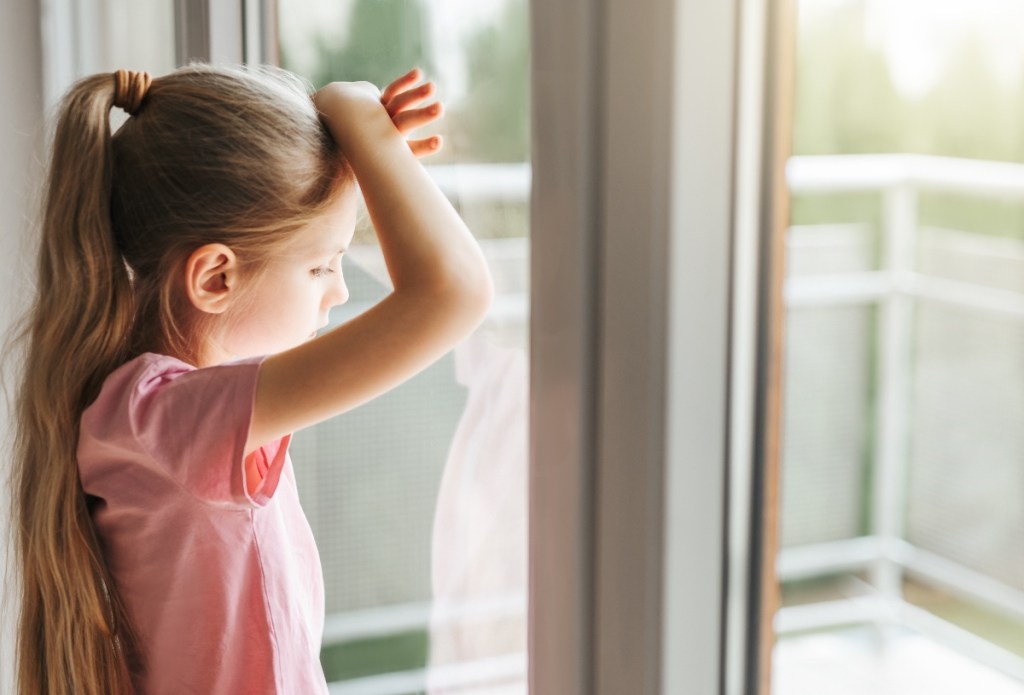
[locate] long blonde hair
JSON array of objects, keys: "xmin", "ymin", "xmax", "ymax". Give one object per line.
[{"xmin": 12, "ymin": 64, "xmax": 351, "ymax": 694}]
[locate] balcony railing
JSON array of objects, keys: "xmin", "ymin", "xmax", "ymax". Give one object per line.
[{"xmin": 780, "ymin": 154, "xmax": 1024, "ymax": 684}]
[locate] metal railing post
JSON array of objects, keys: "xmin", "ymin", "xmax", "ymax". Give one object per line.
[{"xmin": 871, "ymin": 182, "xmax": 917, "ymax": 605}]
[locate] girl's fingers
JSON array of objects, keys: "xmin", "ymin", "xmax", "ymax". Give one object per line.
[
  {"xmin": 378, "ymin": 68, "xmax": 444, "ymax": 156},
  {"xmin": 391, "ymin": 102, "xmax": 444, "ymax": 134},
  {"xmin": 380, "ymin": 67, "xmax": 422, "ymax": 106},
  {"xmin": 384, "ymin": 81, "xmax": 435, "ymax": 117},
  {"xmin": 407, "ymin": 135, "xmax": 443, "ymax": 158}
]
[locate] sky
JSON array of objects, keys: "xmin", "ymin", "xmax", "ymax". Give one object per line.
[{"xmin": 802, "ymin": 0, "xmax": 1024, "ymax": 99}]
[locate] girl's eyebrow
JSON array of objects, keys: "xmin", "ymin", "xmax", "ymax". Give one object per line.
[{"xmin": 309, "ymin": 243, "xmax": 347, "ymax": 259}]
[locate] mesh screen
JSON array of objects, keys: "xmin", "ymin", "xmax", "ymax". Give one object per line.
[
  {"xmin": 906, "ymin": 301, "xmax": 1024, "ymax": 591},
  {"xmin": 291, "ymin": 260, "xmax": 468, "ymax": 613},
  {"xmin": 780, "ymin": 304, "xmax": 875, "ymax": 547},
  {"xmin": 917, "ymin": 227, "xmax": 1024, "ymax": 294}
]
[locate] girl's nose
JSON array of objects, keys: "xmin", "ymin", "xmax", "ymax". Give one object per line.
[{"xmin": 325, "ymin": 277, "xmax": 349, "ymax": 309}]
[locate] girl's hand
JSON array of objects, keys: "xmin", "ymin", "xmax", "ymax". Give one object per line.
[
  {"xmin": 379, "ymin": 67, "xmax": 444, "ymax": 158},
  {"xmin": 313, "ymin": 69, "xmax": 444, "ymax": 158}
]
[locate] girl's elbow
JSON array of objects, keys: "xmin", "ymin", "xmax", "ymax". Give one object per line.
[
  {"xmin": 476, "ymin": 263, "xmax": 496, "ymax": 315},
  {"xmin": 455, "ymin": 259, "xmax": 495, "ymax": 327},
  {"xmin": 423, "ymin": 247, "xmax": 494, "ymax": 331}
]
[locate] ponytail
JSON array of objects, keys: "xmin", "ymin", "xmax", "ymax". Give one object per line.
[{"xmin": 13, "ymin": 73, "xmax": 138, "ymax": 694}]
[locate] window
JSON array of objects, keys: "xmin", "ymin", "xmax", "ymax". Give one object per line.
[
  {"xmin": 12, "ymin": 0, "xmax": 764, "ymax": 691},
  {"xmin": 277, "ymin": 1, "xmax": 530, "ymax": 691}
]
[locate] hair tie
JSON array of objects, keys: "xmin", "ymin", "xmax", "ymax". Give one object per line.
[{"xmin": 113, "ymin": 69, "xmax": 152, "ymax": 116}]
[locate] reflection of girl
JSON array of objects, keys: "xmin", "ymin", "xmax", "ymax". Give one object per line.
[
  {"xmin": 12, "ymin": 64, "xmax": 491, "ymax": 694},
  {"xmin": 430, "ymin": 333, "xmax": 528, "ymax": 694}
]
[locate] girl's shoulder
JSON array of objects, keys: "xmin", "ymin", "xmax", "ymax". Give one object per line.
[
  {"xmin": 81, "ymin": 353, "xmax": 288, "ymax": 509},
  {"xmin": 106, "ymin": 351, "xmax": 192, "ymax": 383},
  {"xmin": 105, "ymin": 352, "xmax": 260, "ymax": 390},
  {"xmin": 89, "ymin": 352, "xmax": 264, "ymax": 421},
  {"xmin": 88, "ymin": 353, "xmax": 192, "ymax": 410}
]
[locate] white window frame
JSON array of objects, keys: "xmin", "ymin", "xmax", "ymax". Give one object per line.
[
  {"xmin": 529, "ymin": 0, "xmax": 783, "ymax": 693},
  {"xmin": 174, "ymin": 0, "xmax": 274, "ymax": 66}
]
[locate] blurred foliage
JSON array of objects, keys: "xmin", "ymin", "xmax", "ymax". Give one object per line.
[
  {"xmin": 320, "ymin": 629, "xmax": 429, "ymax": 683},
  {"xmin": 280, "ymin": 0, "xmax": 528, "ymax": 163},
  {"xmin": 446, "ymin": 0, "xmax": 530, "ymax": 163},
  {"xmin": 282, "ymin": 0, "xmax": 436, "ymax": 90},
  {"xmin": 795, "ymin": 4, "xmax": 1024, "ymax": 161},
  {"xmin": 793, "ymin": 2, "xmax": 1024, "ymax": 238}
]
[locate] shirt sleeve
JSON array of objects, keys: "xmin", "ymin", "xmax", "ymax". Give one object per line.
[{"xmin": 127, "ymin": 355, "xmax": 290, "ymax": 509}]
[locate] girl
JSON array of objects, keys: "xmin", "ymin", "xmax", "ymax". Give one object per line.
[{"xmin": 12, "ymin": 63, "xmax": 493, "ymax": 694}]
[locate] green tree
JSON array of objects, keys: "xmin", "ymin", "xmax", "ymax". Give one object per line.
[
  {"xmin": 794, "ymin": 3, "xmax": 906, "ymax": 156},
  {"xmin": 794, "ymin": 2, "xmax": 1024, "ymax": 163},
  {"xmin": 303, "ymin": 0, "xmax": 436, "ymax": 90},
  {"xmin": 791, "ymin": 3, "xmax": 1024, "ymax": 238},
  {"xmin": 447, "ymin": 0, "xmax": 530, "ymax": 163}
]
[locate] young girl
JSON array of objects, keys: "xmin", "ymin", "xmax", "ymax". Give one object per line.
[{"xmin": 12, "ymin": 63, "xmax": 493, "ymax": 694}]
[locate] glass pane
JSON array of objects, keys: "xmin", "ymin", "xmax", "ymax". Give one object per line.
[
  {"xmin": 277, "ymin": 1, "xmax": 529, "ymax": 692},
  {"xmin": 776, "ymin": 1, "xmax": 1024, "ymax": 692},
  {"xmin": 69, "ymin": 1, "xmax": 176, "ymax": 77}
]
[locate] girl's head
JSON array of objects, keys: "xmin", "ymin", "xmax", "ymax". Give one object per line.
[
  {"xmin": 13, "ymin": 64, "xmax": 353, "ymax": 694},
  {"xmin": 105, "ymin": 64, "xmax": 356, "ymax": 364}
]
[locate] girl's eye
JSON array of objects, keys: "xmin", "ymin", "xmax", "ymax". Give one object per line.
[{"xmin": 311, "ymin": 266, "xmax": 335, "ymax": 278}]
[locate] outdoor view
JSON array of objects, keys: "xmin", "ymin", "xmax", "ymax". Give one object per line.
[
  {"xmin": 277, "ymin": 0, "xmax": 530, "ymax": 693},
  {"xmin": 775, "ymin": 0, "xmax": 1024, "ymax": 693}
]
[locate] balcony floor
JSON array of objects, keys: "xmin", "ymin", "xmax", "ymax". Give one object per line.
[{"xmin": 774, "ymin": 625, "xmax": 1024, "ymax": 695}]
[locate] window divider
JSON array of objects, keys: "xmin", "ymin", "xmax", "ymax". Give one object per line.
[
  {"xmin": 174, "ymin": 0, "xmax": 244, "ymax": 65},
  {"xmin": 529, "ymin": 0, "xmax": 784, "ymax": 692}
]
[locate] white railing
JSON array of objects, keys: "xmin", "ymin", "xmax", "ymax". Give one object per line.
[
  {"xmin": 320, "ymin": 596, "xmax": 527, "ymax": 694},
  {"xmin": 787, "ymin": 153, "xmax": 1024, "ymax": 198},
  {"xmin": 327, "ymin": 653, "xmax": 527, "ymax": 695},
  {"xmin": 325, "ymin": 155, "xmax": 1024, "ymax": 692},
  {"xmin": 780, "ymin": 154, "xmax": 1024, "ymax": 683}
]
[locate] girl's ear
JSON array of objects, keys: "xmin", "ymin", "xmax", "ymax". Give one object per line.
[{"xmin": 184, "ymin": 243, "xmax": 239, "ymax": 314}]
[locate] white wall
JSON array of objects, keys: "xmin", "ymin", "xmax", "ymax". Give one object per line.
[{"xmin": 0, "ymin": 0, "xmax": 43, "ymax": 690}]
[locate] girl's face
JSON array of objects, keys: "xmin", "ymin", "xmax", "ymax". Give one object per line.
[{"xmin": 212, "ymin": 188, "xmax": 358, "ymax": 362}]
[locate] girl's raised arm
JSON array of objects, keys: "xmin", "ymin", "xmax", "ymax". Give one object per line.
[{"xmin": 244, "ymin": 72, "xmax": 494, "ymax": 456}]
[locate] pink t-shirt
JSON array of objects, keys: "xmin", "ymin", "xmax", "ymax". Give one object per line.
[{"xmin": 78, "ymin": 352, "xmax": 328, "ymax": 694}]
